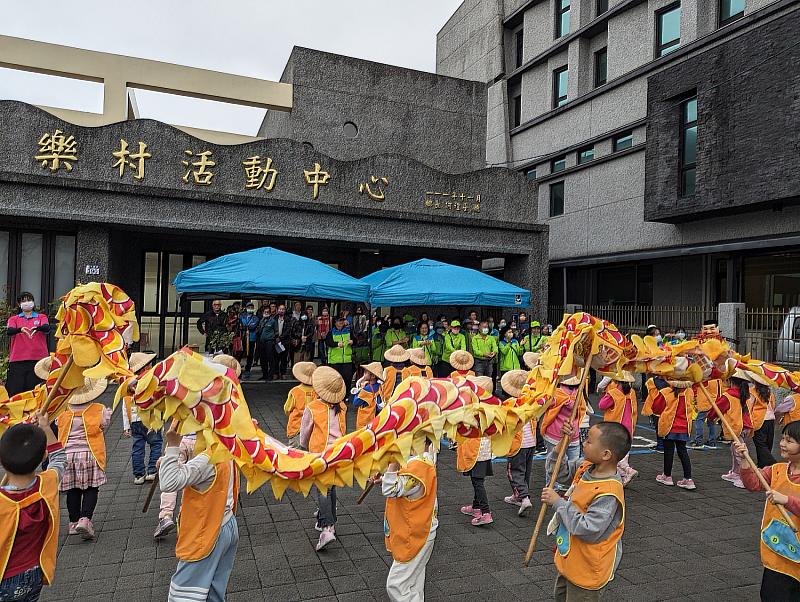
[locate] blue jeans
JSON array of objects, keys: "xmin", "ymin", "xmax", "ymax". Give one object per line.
[
  {"xmin": 317, "ymin": 340, "xmax": 327, "ymax": 364},
  {"xmin": 131, "ymin": 421, "xmax": 163, "ymax": 477},
  {"xmin": 692, "ymin": 411, "xmax": 718, "ymax": 445},
  {"xmin": 0, "ymin": 567, "xmax": 42, "ymax": 601},
  {"xmin": 544, "ymin": 440, "xmax": 580, "ymax": 492}
]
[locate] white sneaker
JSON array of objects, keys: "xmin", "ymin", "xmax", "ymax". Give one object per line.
[
  {"xmin": 503, "ymin": 495, "xmax": 522, "ymax": 507},
  {"xmin": 316, "ymin": 526, "xmax": 336, "ymax": 551},
  {"xmin": 518, "ymin": 497, "xmax": 533, "ymax": 516},
  {"xmin": 144, "ymin": 474, "xmax": 156, "ymax": 482},
  {"xmin": 133, "ymin": 476, "xmax": 145, "ymax": 485}
]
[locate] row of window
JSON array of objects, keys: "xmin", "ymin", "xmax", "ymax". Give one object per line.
[
  {"xmin": 510, "ymin": 0, "xmax": 746, "ymax": 126},
  {"xmin": 545, "ymin": 96, "xmax": 698, "ymax": 218}
]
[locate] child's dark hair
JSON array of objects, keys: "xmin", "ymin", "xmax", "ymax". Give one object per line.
[
  {"xmin": 753, "ymin": 383, "xmax": 771, "ymax": 403},
  {"xmin": 0, "ymin": 423, "xmax": 47, "ymax": 475},
  {"xmin": 620, "ymin": 382, "xmax": 632, "ymax": 395},
  {"xmin": 730, "ymin": 378, "xmax": 750, "ymax": 414},
  {"xmin": 783, "ymin": 420, "xmax": 800, "ymax": 443},
  {"xmin": 594, "ymin": 422, "xmax": 632, "ymax": 462}
]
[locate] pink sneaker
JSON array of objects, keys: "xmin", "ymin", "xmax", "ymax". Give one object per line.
[
  {"xmin": 76, "ymin": 517, "xmax": 95, "ymax": 540},
  {"xmin": 676, "ymin": 478, "xmax": 696, "ymax": 490},
  {"xmin": 655, "ymin": 473, "xmax": 674, "ymax": 486},
  {"xmin": 68, "ymin": 522, "xmax": 78, "ymax": 535},
  {"xmin": 731, "ymin": 478, "xmax": 745, "ymax": 489},
  {"xmin": 471, "ymin": 512, "xmax": 494, "ymax": 526},
  {"xmin": 315, "ymin": 526, "xmax": 336, "ymax": 551},
  {"xmin": 460, "ymin": 505, "xmax": 481, "ymax": 518},
  {"xmin": 503, "ymin": 495, "xmax": 522, "ymax": 507},
  {"xmin": 721, "ymin": 472, "xmax": 738, "ymax": 482}
]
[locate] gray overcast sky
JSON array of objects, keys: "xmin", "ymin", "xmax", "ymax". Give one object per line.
[{"xmin": 0, "ymin": 0, "xmax": 463, "ymax": 134}]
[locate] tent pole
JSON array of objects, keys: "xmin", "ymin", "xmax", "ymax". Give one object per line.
[{"xmin": 171, "ymin": 295, "xmax": 180, "ymax": 354}]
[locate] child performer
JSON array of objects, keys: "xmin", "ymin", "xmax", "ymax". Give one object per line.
[
  {"xmin": 404, "ymin": 348, "xmax": 433, "ymax": 380},
  {"xmin": 540, "ymin": 374, "xmax": 585, "ymax": 492},
  {"xmin": 379, "ymin": 443, "xmax": 438, "ymax": 602},
  {"xmin": 448, "ymin": 350, "xmax": 476, "ymax": 379},
  {"xmin": 597, "ymin": 371, "xmax": 639, "ymax": 485},
  {"xmin": 689, "ymin": 378, "xmax": 723, "ymax": 450},
  {"xmin": 541, "ymin": 421, "xmax": 630, "ymax": 601},
  {"xmin": 57, "ymin": 376, "xmax": 111, "ymax": 540},
  {"xmin": 711, "ymin": 370, "xmax": 753, "ymax": 489},
  {"xmin": 457, "ymin": 376, "xmax": 495, "ymax": 526},
  {"xmin": 154, "ymin": 432, "xmax": 196, "ymax": 539},
  {"xmin": 284, "ymin": 361, "xmax": 317, "ymax": 447},
  {"xmin": 300, "ymin": 366, "xmax": 347, "ymax": 551},
  {"xmin": 651, "ymin": 378, "xmax": 696, "ymax": 490},
  {"xmin": 501, "ymin": 370, "xmax": 536, "ymax": 516},
  {"xmin": 734, "ymin": 421, "xmax": 800, "ymax": 600},
  {"xmin": 353, "ymin": 362, "xmax": 385, "ymax": 430},
  {"xmin": 749, "ymin": 372, "xmax": 777, "ymax": 468},
  {"xmin": 160, "ymin": 425, "xmax": 240, "ymax": 602},
  {"xmin": 122, "ymin": 352, "xmax": 162, "ymax": 484},
  {"xmin": 642, "ymin": 376, "xmax": 664, "ymax": 453},
  {"xmin": 382, "ymin": 345, "xmax": 411, "ymax": 403},
  {"xmin": 0, "ymin": 412, "xmax": 65, "ymax": 601}
]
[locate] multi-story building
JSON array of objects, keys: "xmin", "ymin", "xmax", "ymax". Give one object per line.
[{"xmin": 437, "ymin": 0, "xmax": 800, "ymax": 317}]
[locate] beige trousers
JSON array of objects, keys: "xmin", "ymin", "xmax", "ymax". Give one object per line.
[{"xmin": 386, "ymin": 531, "xmax": 436, "ymax": 602}]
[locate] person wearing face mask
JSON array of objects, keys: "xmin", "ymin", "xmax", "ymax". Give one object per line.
[
  {"xmin": 470, "ymin": 321, "xmax": 498, "ymax": 378},
  {"xmin": 239, "ymin": 303, "xmax": 260, "ymax": 376},
  {"xmin": 517, "ymin": 312, "xmax": 529, "ymax": 339},
  {"xmin": 317, "ymin": 307, "xmax": 331, "ymax": 364},
  {"xmin": 352, "ymin": 306, "xmax": 368, "ymax": 339},
  {"xmin": 441, "ymin": 320, "xmax": 467, "ymax": 376},
  {"xmin": 5, "ymin": 292, "xmax": 51, "ymax": 395},
  {"xmin": 292, "ymin": 308, "xmax": 316, "ymax": 363},
  {"xmin": 385, "ymin": 317, "xmax": 410, "ymax": 350},
  {"xmin": 498, "ymin": 326, "xmax": 522, "ymax": 376},
  {"xmin": 274, "ymin": 305, "xmax": 293, "ymax": 380}
]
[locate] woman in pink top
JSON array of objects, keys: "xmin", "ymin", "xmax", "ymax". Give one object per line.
[{"xmin": 5, "ymin": 292, "xmax": 50, "ymax": 395}]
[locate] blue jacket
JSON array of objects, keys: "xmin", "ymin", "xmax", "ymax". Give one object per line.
[{"xmin": 241, "ymin": 313, "xmax": 259, "ymax": 342}]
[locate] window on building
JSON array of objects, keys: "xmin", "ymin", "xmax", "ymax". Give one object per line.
[
  {"xmin": 550, "ymin": 181, "xmax": 565, "ymax": 217},
  {"xmin": 613, "ymin": 131, "xmax": 633, "ymax": 152},
  {"xmin": 551, "ymin": 156, "xmax": 567, "ymax": 173},
  {"xmin": 594, "ymin": 47, "xmax": 608, "ymax": 87},
  {"xmin": 556, "ymin": 0, "xmax": 571, "ymax": 38},
  {"xmin": 719, "ymin": 0, "xmax": 745, "ymax": 25},
  {"xmin": 656, "ymin": 3, "xmax": 681, "ymax": 57},
  {"xmin": 577, "ymin": 146, "xmax": 595, "ymax": 164},
  {"xmin": 515, "ymin": 29, "xmax": 524, "ymax": 69},
  {"xmin": 511, "ymin": 92, "xmax": 522, "ymax": 128},
  {"xmin": 597, "ymin": 0, "xmax": 608, "ymax": 16},
  {"xmin": 553, "ymin": 66, "xmax": 568, "ymax": 108},
  {"xmin": 526, "ymin": 167, "xmax": 537, "ymax": 180},
  {"xmin": 680, "ymin": 96, "xmax": 697, "ymax": 196}
]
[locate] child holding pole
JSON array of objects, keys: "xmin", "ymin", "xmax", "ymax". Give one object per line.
[
  {"xmin": 458, "ymin": 376, "xmax": 495, "ymax": 526},
  {"xmin": 650, "ymin": 378, "xmax": 696, "ymax": 490},
  {"xmin": 540, "ymin": 374, "xmax": 585, "ymax": 492},
  {"xmin": 597, "ymin": 371, "xmax": 638, "ymax": 486},
  {"xmin": 448, "ymin": 350, "xmax": 476, "ymax": 379},
  {"xmin": 284, "ymin": 361, "xmax": 317, "ymax": 447},
  {"xmin": 711, "ymin": 370, "xmax": 753, "ymax": 488},
  {"xmin": 353, "ymin": 362, "xmax": 385, "ymax": 430},
  {"xmin": 501, "ymin": 370, "xmax": 536, "ymax": 516}
]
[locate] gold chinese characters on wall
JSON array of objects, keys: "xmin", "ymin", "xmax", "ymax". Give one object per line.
[{"xmin": 424, "ymin": 191, "xmax": 481, "ymax": 214}]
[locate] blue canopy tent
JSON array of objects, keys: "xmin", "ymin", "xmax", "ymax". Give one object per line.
[
  {"xmin": 360, "ymin": 258, "xmax": 530, "ymax": 307},
  {"xmin": 173, "ymin": 247, "xmax": 370, "ymax": 301}
]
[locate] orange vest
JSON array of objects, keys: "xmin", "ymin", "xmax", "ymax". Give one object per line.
[
  {"xmin": 603, "ymin": 387, "xmax": 638, "ymax": 429},
  {"xmin": 449, "ymin": 370, "xmax": 476, "ymax": 379},
  {"xmin": 308, "ymin": 399, "xmax": 347, "ymax": 454},
  {"xmin": 0, "ymin": 470, "xmax": 60, "ymax": 584},
  {"xmin": 57, "ymin": 403, "xmax": 107, "ymax": 471},
  {"xmin": 759, "ymin": 463, "xmax": 800, "ymax": 580},
  {"xmin": 456, "ymin": 436, "xmax": 482, "ymax": 472},
  {"xmin": 540, "ymin": 388, "xmax": 586, "ymax": 435},
  {"xmin": 750, "ymin": 389, "xmax": 774, "ymax": 432},
  {"xmin": 554, "ymin": 462, "xmax": 625, "ymax": 590},
  {"xmin": 356, "ymin": 386, "xmax": 381, "ymax": 430},
  {"xmin": 641, "ymin": 379, "xmax": 658, "ymax": 416},
  {"xmin": 694, "ymin": 380, "xmax": 724, "ymax": 412},
  {"xmin": 781, "ymin": 394, "xmax": 800, "ymax": 426},
  {"xmin": 509, "ymin": 418, "xmax": 537, "ymax": 457},
  {"xmin": 381, "ymin": 366, "xmax": 403, "ymax": 403},
  {"xmin": 655, "ymin": 387, "xmax": 694, "ymax": 438},
  {"xmin": 384, "ymin": 457, "xmax": 437, "ymax": 562},
  {"xmin": 284, "ymin": 385, "xmax": 315, "ymax": 438},
  {"xmin": 718, "ymin": 390, "xmax": 744, "ymax": 438},
  {"xmin": 403, "ymin": 365, "xmax": 433, "ymax": 380},
  {"xmin": 175, "ymin": 458, "xmax": 240, "ymax": 562}
]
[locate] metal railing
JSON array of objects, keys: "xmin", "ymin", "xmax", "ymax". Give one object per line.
[
  {"xmin": 739, "ymin": 307, "xmax": 800, "ymax": 369},
  {"xmin": 547, "ymin": 305, "xmax": 716, "ymax": 337}
]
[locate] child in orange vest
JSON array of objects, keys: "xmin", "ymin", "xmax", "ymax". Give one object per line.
[
  {"xmin": 597, "ymin": 371, "xmax": 638, "ymax": 486},
  {"xmin": 734, "ymin": 420, "xmax": 800, "ymax": 599},
  {"xmin": 159, "ymin": 425, "xmax": 240, "ymax": 602},
  {"xmin": 710, "ymin": 371, "xmax": 753, "ymax": 489},
  {"xmin": 778, "ymin": 391, "xmax": 800, "ymax": 427},
  {"xmin": 403, "ymin": 348, "xmax": 433, "ymax": 380},
  {"xmin": 379, "ymin": 444, "xmax": 438, "ymax": 602},
  {"xmin": 154, "ymin": 432, "xmax": 196, "ymax": 540},
  {"xmin": 501, "ymin": 370, "xmax": 536, "ymax": 516},
  {"xmin": 749, "ymin": 375, "xmax": 777, "ymax": 468},
  {"xmin": 0, "ymin": 412, "xmax": 65, "ymax": 601},
  {"xmin": 352, "ymin": 362, "xmax": 384, "ymax": 430},
  {"xmin": 651, "ymin": 378, "xmax": 696, "ymax": 490},
  {"xmin": 448, "ymin": 350, "xmax": 476, "ymax": 379},
  {"xmin": 284, "ymin": 361, "xmax": 317, "ymax": 447},
  {"xmin": 56, "ymin": 377, "xmax": 111, "ymax": 540},
  {"xmin": 541, "ymin": 375, "xmax": 585, "ymax": 492},
  {"xmin": 300, "ymin": 366, "xmax": 347, "ymax": 551},
  {"xmin": 689, "ymin": 379, "xmax": 723, "ymax": 449},
  {"xmin": 382, "ymin": 345, "xmax": 410, "ymax": 403},
  {"xmin": 458, "ymin": 376, "xmax": 495, "ymax": 526},
  {"xmin": 541, "ymin": 421, "xmax": 630, "ymax": 600}
]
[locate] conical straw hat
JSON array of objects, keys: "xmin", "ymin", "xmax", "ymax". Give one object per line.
[
  {"xmin": 34, "ymin": 356, "xmax": 53, "ymax": 380},
  {"xmin": 384, "ymin": 344, "xmax": 410, "ymax": 363},
  {"xmin": 522, "ymin": 352, "xmax": 540, "ymax": 370},
  {"xmin": 449, "ymin": 350, "xmax": 474, "ymax": 371},
  {"xmin": 501, "ymin": 370, "xmax": 529, "ymax": 398},
  {"xmin": 129, "ymin": 352, "xmax": 157, "ymax": 373},
  {"xmin": 470, "ymin": 375, "xmax": 493, "ymax": 392},
  {"xmin": 292, "ymin": 361, "xmax": 317, "ymax": 385},
  {"xmin": 212, "ymin": 354, "xmax": 242, "ymax": 377},
  {"xmin": 361, "ymin": 361, "xmax": 385, "ymax": 382},
  {"xmin": 312, "ymin": 366, "xmax": 346, "ymax": 404},
  {"xmin": 69, "ymin": 378, "xmax": 108, "ymax": 405},
  {"xmin": 408, "ymin": 347, "xmax": 427, "ymax": 366}
]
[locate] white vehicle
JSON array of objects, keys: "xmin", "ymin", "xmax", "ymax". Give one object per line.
[{"xmin": 776, "ymin": 307, "xmax": 800, "ymax": 367}]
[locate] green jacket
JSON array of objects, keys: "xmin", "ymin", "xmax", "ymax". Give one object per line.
[
  {"xmin": 441, "ymin": 332, "xmax": 466, "ymax": 362},
  {"xmin": 470, "ymin": 334, "xmax": 498, "ymax": 360},
  {"xmin": 385, "ymin": 328, "xmax": 408, "ymax": 349},
  {"xmin": 499, "ymin": 339, "xmax": 522, "ymax": 372},
  {"xmin": 412, "ymin": 334, "xmax": 440, "ymax": 366},
  {"xmin": 327, "ymin": 329, "xmax": 352, "ymax": 365},
  {"xmin": 353, "ymin": 345, "xmax": 370, "ymax": 365},
  {"xmin": 521, "ymin": 334, "xmax": 546, "ymax": 353},
  {"xmin": 371, "ymin": 331, "xmax": 386, "ymax": 362}
]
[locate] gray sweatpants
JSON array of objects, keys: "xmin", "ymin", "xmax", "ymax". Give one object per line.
[
  {"xmin": 507, "ymin": 447, "xmax": 534, "ymax": 499},
  {"xmin": 473, "ymin": 358, "xmax": 493, "ymax": 377}
]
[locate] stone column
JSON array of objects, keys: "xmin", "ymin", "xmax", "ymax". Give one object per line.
[
  {"xmin": 505, "ymin": 252, "xmax": 547, "ymax": 322},
  {"xmin": 75, "ymin": 227, "xmax": 111, "ymax": 283},
  {"xmin": 718, "ymin": 302, "xmax": 745, "ymax": 351}
]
